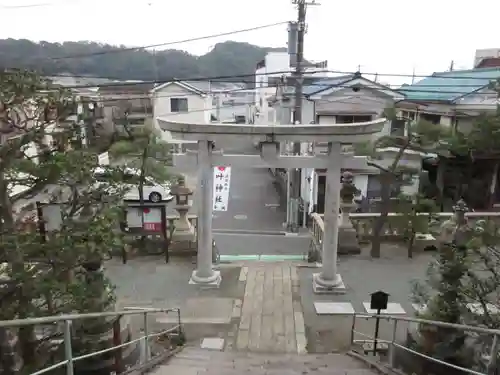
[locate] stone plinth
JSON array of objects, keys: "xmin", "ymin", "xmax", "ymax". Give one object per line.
[
  {"xmin": 172, "ymin": 205, "xmax": 195, "ymax": 242},
  {"xmin": 338, "ymin": 173, "xmax": 361, "ymax": 255},
  {"xmin": 337, "ymin": 227, "xmax": 361, "ymax": 255},
  {"xmin": 171, "ymin": 176, "xmax": 196, "ymax": 244}
]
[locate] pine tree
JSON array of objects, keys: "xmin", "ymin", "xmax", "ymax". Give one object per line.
[
  {"xmin": 355, "ymin": 109, "xmax": 449, "ymax": 257},
  {"xmin": 0, "ymin": 69, "xmax": 126, "ymax": 374}
]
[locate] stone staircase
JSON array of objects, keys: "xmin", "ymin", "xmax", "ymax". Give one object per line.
[{"xmin": 149, "ymin": 346, "xmax": 380, "ymax": 375}]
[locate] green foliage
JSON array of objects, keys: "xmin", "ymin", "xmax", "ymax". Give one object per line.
[
  {"xmin": 108, "ymin": 118, "xmax": 173, "ymax": 185},
  {"xmin": 394, "ymin": 193, "xmax": 439, "ymax": 258},
  {"xmin": 0, "ymin": 68, "xmax": 129, "ymax": 372},
  {"xmin": 411, "ymin": 217, "xmax": 500, "ymax": 363},
  {"xmin": 363, "ymin": 110, "xmax": 449, "ymax": 258},
  {"xmin": 0, "ymin": 39, "xmax": 285, "ymax": 82},
  {"xmin": 397, "ymin": 194, "xmax": 438, "ymax": 234}
]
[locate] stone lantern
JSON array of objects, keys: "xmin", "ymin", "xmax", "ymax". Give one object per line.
[
  {"xmin": 338, "ymin": 171, "xmax": 361, "ymax": 254},
  {"xmin": 438, "ymin": 199, "xmax": 469, "ymax": 248},
  {"xmin": 171, "ymin": 176, "xmax": 195, "ymax": 242}
]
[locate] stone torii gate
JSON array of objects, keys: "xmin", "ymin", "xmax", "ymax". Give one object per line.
[{"xmin": 157, "ymin": 118, "xmax": 386, "ymax": 293}]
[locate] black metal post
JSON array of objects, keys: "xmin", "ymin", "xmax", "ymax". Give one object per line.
[{"xmin": 373, "ymin": 308, "xmax": 381, "ymax": 355}]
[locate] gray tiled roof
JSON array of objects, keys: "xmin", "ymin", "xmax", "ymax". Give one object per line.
[{"xmin": 183, "ymin": 80, "xmax": 246, "ymax": 93}]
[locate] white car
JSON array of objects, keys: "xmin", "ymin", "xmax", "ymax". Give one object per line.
[{"xmin": 93, "ymin": 167, "xmax": 174, "ymax": 203}]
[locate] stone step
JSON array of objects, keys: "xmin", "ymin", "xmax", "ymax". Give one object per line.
[{"xmin": 149, "ymin": 347, "xmax": 379, "ymax": 375}]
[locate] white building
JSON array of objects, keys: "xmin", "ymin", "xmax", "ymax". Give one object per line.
[
  {"xmin": 254, "ymin": 51, "xmax": 329, "ymax": 124},
  {"xmin": 474, "ymin": 48, "xmax": 500, "ymax": 68},
  {"xmin": 151, "ymin": 80, "xmax": 254, "ymax": 131},
  {"xmin": 151, "ymin": 81, "xmax": 213, "ymax": 130}
]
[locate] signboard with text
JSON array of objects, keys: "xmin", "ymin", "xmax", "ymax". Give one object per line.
[
  {"xmin": 213, "ymin": 166, "xmax": 231, "ymax": 211},
  {"xmin": 126, "ymin": 207, "xmax": 162, "ymax": 232}
]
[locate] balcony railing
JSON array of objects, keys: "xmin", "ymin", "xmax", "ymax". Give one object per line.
[{"xmin": 0, "ymin": 307, "xmax": 183, "ymax": 375}]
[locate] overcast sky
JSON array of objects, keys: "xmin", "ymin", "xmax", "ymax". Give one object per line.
[{"xmin": 1, "ymin": 0, "xmax": 499, "ymax": 85}]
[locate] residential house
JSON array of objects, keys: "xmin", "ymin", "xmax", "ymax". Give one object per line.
[
  {"xmin": 151, "ymin": 80, "xmax": 212, "ymax": 128},
  {"xmin": 151, "ymin": 80, "xmax": 253, "ymax": 138},
  {"xmin": 215, "ymin": 87, "xmax": 256, "ymax": 123},
  {"xmin": 397, "ymin": 67, "xmax": 500, "ymax": 133},
  {"xmin": 254, "ymin": 51, "xmax": 329, "ymax": 124},
  {"xmin": 474, "ymin": 48, "xmax": 500, "ymax": 68},
  {"xmin": 98, "ymin": 81, "xmax": 154, "ymax": 132},
  {"xmin": 397, "ymin": 67, "xmax": 500, "ymax": 209},
  {"xmin": 273, "ymin": 66, "xmax": 500, "ymax": 212},
  {"xmin": 270, "ymin": 72, "xmax": 416, "ymax": 214}
]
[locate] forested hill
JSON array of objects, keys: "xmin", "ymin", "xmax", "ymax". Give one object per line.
[{"xmin": 0, "ymin": 39, "xmax": 285, "ymax": 81}]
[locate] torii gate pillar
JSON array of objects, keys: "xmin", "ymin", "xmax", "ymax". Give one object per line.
[
  {"xmin": 312, "ymin": 142, "xmax": 345, "ymax": 293},
  {"xmin": 189, "ymin": 140, "xmax": 221, "ymax": 286}
]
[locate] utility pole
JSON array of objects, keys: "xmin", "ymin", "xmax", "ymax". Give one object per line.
[{"xmin": 288, "ymin": 0, "xmax": 319, "ymax": 232}]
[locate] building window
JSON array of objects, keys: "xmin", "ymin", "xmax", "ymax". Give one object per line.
[
  {"xmin": 336, "ymin": 115, "xmax": 372, "ymax": 124},
  {"xmin": 420, "ymin": 113, "xmax": 441, "ymax": 125},
  {"xmin": 401, "ymin": 110, "xmax": 417, "ymax": 120},
  {"xmin": 170, "ymin": 98, "xmax": 188, "ymax": 112},
  {"xmin": 391, "ymin": 119, "xmax": 406, "ymax": 136},
  {"xmin": 267, "ymin": 77, "xmax": 281, "ymax": 87}
]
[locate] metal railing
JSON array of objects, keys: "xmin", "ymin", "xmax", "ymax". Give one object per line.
[
  {"xmin": 0, "ymin": 307, "xmax": 183, "ymax": 375},
  {"xmin": 350, "ymin": 313, "xmax": 500, "ymax": 375}
]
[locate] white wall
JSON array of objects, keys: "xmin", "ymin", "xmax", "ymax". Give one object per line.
[
  {"xmin": 353, "ymin": 175, "xmax": 368, "ymax": 197},
  {"xmin": 152, "ymin": 82, "xmax": 208, "ymax": 128}
]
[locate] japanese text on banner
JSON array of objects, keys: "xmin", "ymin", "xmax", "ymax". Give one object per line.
[{"xmin": 213, "ymin": 166, "xmax": 231, "ymax": 212}]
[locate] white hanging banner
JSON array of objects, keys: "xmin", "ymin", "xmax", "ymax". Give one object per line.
[{"xmin": 213, "ymin": 166, "xmax": 231, "ymax": 211}]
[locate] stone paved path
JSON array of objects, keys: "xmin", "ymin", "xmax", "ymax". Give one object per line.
[{"xmin": 234, "ymin": 263, "xmax": 306, "ymax": 354}]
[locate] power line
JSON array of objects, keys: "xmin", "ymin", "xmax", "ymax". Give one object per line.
[
  {"xmin": 4, "ymin": 69, "xmax": 500, "ymax": 97},
  {"xmin": 62, "ymin": 82, "xmax": 500, "ymax": 107},
  {"xmin": 6, "ymin": 63, "xmax": 500, "ymax": 86},
  {"xmin": 0, "ymin": 0, "xmax": 76, "ymax": 8},
  {"xmin": 37, "ymin": 70, "xmax": 500, "ymax": 91},
  {"xmin": 43, "ymin": 70, "xmax": 304, "ymax": 90},
  {"xmin": 43, "ymin": 22, "xmax": 288, "ymax": 61}
]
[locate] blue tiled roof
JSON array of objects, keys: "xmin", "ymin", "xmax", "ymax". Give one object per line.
[
  {"xmin": 302, "ymin": 75, "xmax": 354, "ymax": 96},
  {"xmin": 397, "ymin": 67, "xmax": 500, "ymax": 102},
  {"xmin": 283, "ymin": 74, "xmax": 355, "ymax": 96}
]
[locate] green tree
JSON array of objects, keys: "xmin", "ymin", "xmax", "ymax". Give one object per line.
[
  {"xmin": 356, "ymin": 110, "xmax": 448, "ymax": 258},
  {"xmin": 411, "ymin": 203, "xmax": 500, "ymax": 370},
  {"xmin": 109, "ymin": 117, "xmax": 173, "ymax": 197},
  {"xmin": 108, "ymin": 117, "xmax": 174, "ymax": 250},
  {"xmin": 395, "ymin": 193, "xmax": 438, "ymax": 258},
  {"xmin": 0, "ymin": 39, "xmax": 285, "ymax": 82},
  {"xmin": 0, "ymin": 69, "xmax": 126, "ymax": 374}
]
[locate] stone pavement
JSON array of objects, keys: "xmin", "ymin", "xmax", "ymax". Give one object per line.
[
  {"xmin": 234, "ymin": 263, "xmax": 306, "ymax": 354},
  {"xmin": 298, "ymin": 244, "xmax": 432, "ymax": 353},
  {"xmin": 106, "ymin": 244, "xmax": 432, "ymax": 356},
  {"xmin": 152, "ymin": 346, "xmax": 378, "ymax": 375}
]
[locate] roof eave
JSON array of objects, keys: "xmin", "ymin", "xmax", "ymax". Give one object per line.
[{"xmin": 451, "ymin": 84, "xmax": 490, "ymax": 104}]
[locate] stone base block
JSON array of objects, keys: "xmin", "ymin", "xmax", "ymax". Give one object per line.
[
  {"xmin": 338, "ymin": 227, "xmax": 361, "ymax": 255},
  {"xmin": 312, "ymin": 273, "xmax": 347, "ymax": 294},
  {"xmin": 171, "ymin": 227, "xmax": 195, "ymax": 242},
  {"xmin": 189, "ymin": 270, "xmax": 222, "ymax": 288}
]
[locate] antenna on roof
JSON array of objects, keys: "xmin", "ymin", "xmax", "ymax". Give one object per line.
[
  {"xmin": 411, "ymin": 66, "xmax": 416, "ymax": 84},
  {"xmin": 449, "ymin": 60, "xmax": 454, "ymax": 71},
  {"xmin": 374, "ymin": 73, "xmax": 378, "ymax": 83}
]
